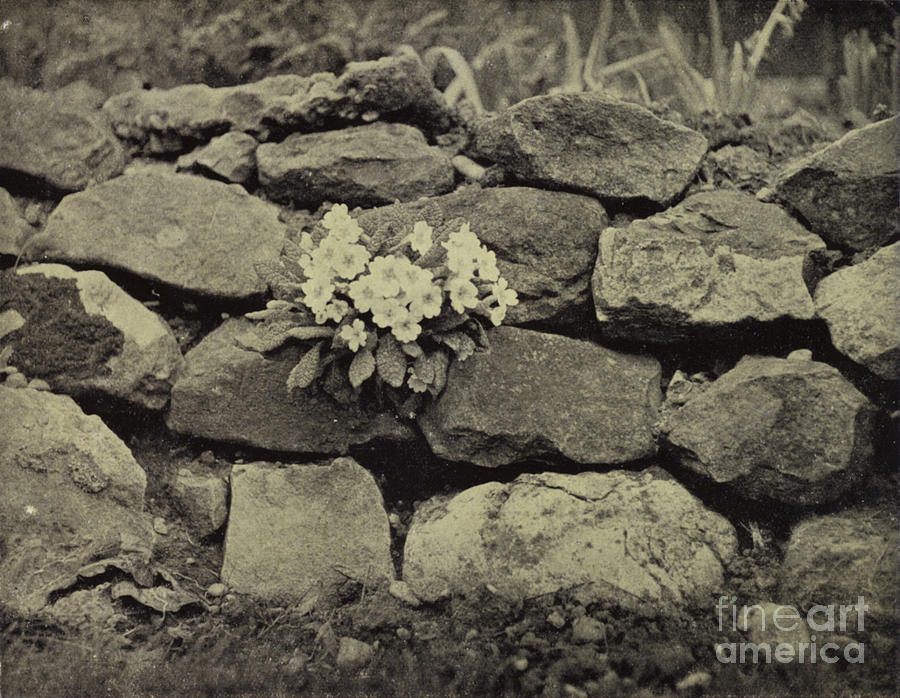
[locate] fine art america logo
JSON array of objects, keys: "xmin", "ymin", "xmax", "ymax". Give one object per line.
[{"xmin": 715, "ymin": 596, "xmax": 868, "ymax": 664}]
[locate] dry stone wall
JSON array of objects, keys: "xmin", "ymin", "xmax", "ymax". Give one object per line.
[{"xmin": 0, "ymin": 51, "xmax": 897, "ymax": 659}]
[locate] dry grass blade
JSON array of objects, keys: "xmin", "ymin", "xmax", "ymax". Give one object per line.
[
  {"xmin": 591, "ymin": 47, "xmax": 665, "ymax": 82},
  {"xmin": 658, "ymin": 20, "xmax": 715, "ymax": 112},
  {"xmin": 423, "ymin": 46, "xmax": 485, "ymax": 113},
  {"xmin": 727, "ymin": 40, "xmax": 746, "ymax": 114},
  {"xmin": 403, "ymin": 9, "xmax": 447, "ymax": 41},
  {"xmin": 560, "ymin": 13, "xmax": 584, "ymax": 92},
  {"xmin": 708, "ymin": 0, "xmax": 729, "ymax": 110},
  {"xmin": 584, "ymin": 0, "xmax": 614, "ymax": 90},
  {"xmin": 744, "ymin": 0, "xmax": 807, "ymax": 89}
]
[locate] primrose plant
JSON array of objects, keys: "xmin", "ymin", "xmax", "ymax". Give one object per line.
[{"xmin": 248, "ymin": 204, "xmax": 517, "ymax": 412}]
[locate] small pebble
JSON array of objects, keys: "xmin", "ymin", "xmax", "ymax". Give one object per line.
[
  {"xmin": 285, "ymin": 652, "xmax": 306, "ymax": 675},
  {"xmin": 675, "ymin": 670, "xmax": 712, "ymax": 693},
  {"xmin": 546, "ymin": 610, "xmax": 566, "ymax": 629},
  {"xmin": 24, "ymin": 203, "xmax": 42, "ymax": 225},
  {"xmin": 4, "ymin": 372, "xmax": 28, "ymax": 389},
  {"xmin": 513, "ymin": 657, "xmax": 528, "ymax": 672},
  {"xmin": 185, "ymin": 557, "xmax": 196, "ymax": 565},
  {"xmin": 27, "ymin": 378, "xmax": 51, "ymax": 391},
  {"xmin": 666, "ymin": 370, "xmax": 693, "ymax": 404},
  {"xmin": 787, "ymin": 349, "xmax": 813, "ymax": 361},
  {"xmin": 388, "ymin": 512, "xmax": 401, "ymax": 527},
  {"xmin": 563, "ymin": 684, "xmax": 588, "ymax": 698},
  {"xmin": 396, "ymin": 627, "xmax": 411, "ymax": 641},
  {"xmin": 571, "ymin": 616, "xmax": 606, "ymax": 644},
  {"xmin": 198, "ymin": 450, "xmax": 216, "ymax": 465},
  {"xmin": 464, "ymin": 629, "xmax": 478, "ymax": 642},
  {"xmin": 335, "ymin": 636, "xmax": 374, "ymax": 671},
  {"xmin": 389, "ymin": 580, "xmax": 421, "ymax": 607},
  {"xmin": 207, "ymin": 582, "xmax": 226, "ymax": 598},
  {"xmin": 755, "ymin": 186, "xmax": 776, "ymax": 202},
  {"xmin": 152, "ymin": 516, "xmax": 168, "ymax": 535}
]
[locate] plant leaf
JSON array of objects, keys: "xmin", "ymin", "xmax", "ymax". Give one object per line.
[
  {"xmin": 287, "ymin": 342, "xmax": 323, "ymax": 391},
  {"xmin": 467, "ymin": 319, "xmax": 490, "ymax": 350},
  {"xmin": 375, "ymin": 333, "xmax": 407, "ymax": 388},
  {"xmin": 413, "ymin": 353, "xmax": 435, "ymax": 385},
  {"xmin": 435, "ymin": 331, "xmax": 476, "ymax": 361},
  {"xmin": 428, "ymin": 348, "xmax": 450, "ymax": 395},
  {"xmin": 401, "ymin": 341, "xmax": 423, "ymax": 358},
  {"xmin": 322, "ymin": 360, "xmax": 355, "ymax": 404},
  {"xmin": 244, "ymin": 307, "xmax": 287, "ymax": 321},
  {"xmin": 349, "ymin": 347, "xmax": 376, "ymax": 388},
  {"xmin": 234, "ymin": 319, "xmax": 298, "ymax": 353},
  {"xmin": 428, "ymin": 311, "xmax": 469, "ymax": 333},
  {"xmin": 286, "ymin": 326, "xmax": 335, "ymax": 341}
]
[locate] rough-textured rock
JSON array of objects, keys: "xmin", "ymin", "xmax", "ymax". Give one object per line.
[
  {"xmin": 706, "ymin": 145, "xmax": 773, "ymax": 192},
  {"xmin": 779, "ymin": 510, "xmax": 899, "ymax": 633},
  {"xmin": 176, "ymin": 131, "xmax": 259, "ymax": 184},
  {"xmin": 659, "ymin": 356, "xmax": 879, "ymax": 505},
  {"xmin": 0, "ymin": 80, "xmax": 127, "ymax": 193},
  {"xmin": 103, "ymin": 53, "xmax": 451, "ymax": 154},
  {"xmin": 167, "ymin": 318, "xmax": 415, "ymax": 454},
  {"xmin": 402, "ymin": 468, "xmax": 737, "ymax": 608},
  {"xmin": 356, "ymin": 187, "xmax": 608, "ymax": 329},
  {"xmin": 773, "ymin": 116, "xmax": 899, "ymax": 250},
  {"xmin": 35, "ymin": 172, "xmax": 287, "ymax": 300},
  {"xmin": 258, "ymin": 123, "xmax": 454, "ymax": 208},
  {"xmin": 592, "ymin": 190, "xmax": 826, "ymax": 342},
  {"xmin": 0, "ymin": 386, "xmax": 153, "ymax": 614},
  {"xmin": 2, "ymin": 264, "xmax": 183, "ymax": 409},
  {"xmin": 469, "ymin": 92, "xmax": 708, "ymax": 206},
  {"xmin": 0, "ymin": 187, "xmax": 31, "ymax": 256},
  {"xmin": 271, "ymin": 35, "xmax": 352, "ymax": 77},
  {"xmin": 221, "ymin": 458, "xmax": 394, "ymax": 601},
  {"xmin": 417, "ymin": 326, "xmax": 661, "ymax": 467},
  {"xmin": 737, "ymin": 602, "xmax": 812, "ymax": 655},
  {"xmin": 171, "ymin": 469, "xmax": 229, "ymax": 538},
  {"xmin": 814, "ymin": 243, "xmax": 900, "ymax": 380},
  {"xmin": 336, "ymin": 637, "xmax": 375, "ymax": 671}
]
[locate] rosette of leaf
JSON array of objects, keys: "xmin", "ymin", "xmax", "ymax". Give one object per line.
[{"xmin": 250, "ymin": 204, "xmax": 518, "ymax": 414}]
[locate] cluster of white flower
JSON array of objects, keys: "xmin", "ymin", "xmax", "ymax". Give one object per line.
[{"xmin": 295, "ymin": 204, "xmax": 518, "ymax": 353}]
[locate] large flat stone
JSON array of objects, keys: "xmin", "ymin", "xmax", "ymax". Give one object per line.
[
  {"xmin": 35, "ymin": 172, "xmax": 287, "ymax": 300},
  {"xmin": 0, "ymin": 386, "xmax": 153, "ymax": 615},
  {"xmin": 469, "ymin": 92, "xmax": 708, "ymax": 206},
  {"xmin": 814, "ymin": 243, "xmax": 899, "ymax": 380},
  {"xmin": 660, "ymin": 355, "xmax": 879, "ymax": 506},
  {"xmin": 773, "ymin": 116, "xmax": 899, "ymax": 251},
  {"xmin": 3, "ymin": 264, "xmax": 183, "ymax": 409},
  {"xmin": 356, "ymin": 186, "xmax": 608, "ymax": 329},
  {"xmin": 103, "ymin": 53, "xmax": 451, "ymax": 155},
  {"xmin": 0, "ymin": 80, "xmax": 127, "ymax": 192},
  {"xmin": 417, "ymin": 327, "xmax": 661, "ymax": 467},
  {"xmin": 403, "ymin": 468, "xmax": 737, "ymax": 608},
  {"xmin": 222, "ymin": 458, "xmax": 394, "ymax": 601},
  {"xmin": 167, "ymin": 318, "xmax": 415, "ymax": 455},
  {"xmin": 592, "ymin": 190, "xmax": 826, "ymax": 342},
  {"xmin": 258, "ymin": 122, "xmax": 454, "ymax": 208},
  {"xmin": 780, "ymin": 510, "xmax": 899, "ymax": 634}
]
